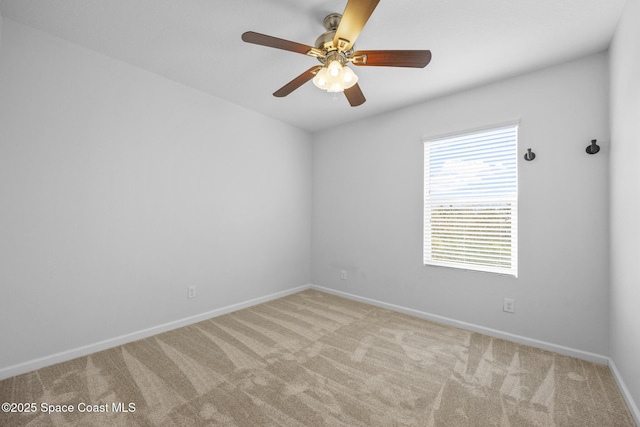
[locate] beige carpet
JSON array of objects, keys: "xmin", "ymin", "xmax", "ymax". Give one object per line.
[{"xmin": 0, "ymin": 289, "xmax": 635, "ymax": 426}]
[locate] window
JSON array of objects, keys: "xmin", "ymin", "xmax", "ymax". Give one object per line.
[{"xmin": 423, "ymin": 124, "xmax": 518, "ymax": 276}]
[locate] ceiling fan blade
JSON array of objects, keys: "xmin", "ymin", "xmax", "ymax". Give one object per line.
[
  {"xmin": 352, "ymin": 50, "xmax": 432, "ymax": 68},
  {"xmin": 273, "ymin": 66, "xmax": 322, "ymax": 97},
  {"xmin": 242, "ymin": 31, "xmax": 321, "ymax": 56},
  {"xmin": 333, "ymin": 0, "xmax": 380, "ymax": 52},
  {"xmin": 344, "ymin": 83, "xmax": 366, "ymax": 107}
]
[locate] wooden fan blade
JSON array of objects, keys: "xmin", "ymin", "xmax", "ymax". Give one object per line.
[
  {"xmin": 352, "ymin": 50, "xmax": 432, "ymax": 68},
  {"xmin": 333, "ymin": 0, "xmax": 380, "ymax": 52},
  {"xmin": 242, "ymin": 31, "xmax": 320, "ymax": 56},
  {"xmin": 273, "ymin": 66, "xmax": 322, "ymax": 97},
  {"xmin": 344, "ymin": 83, "xmax": 366, "ymax": 107}
]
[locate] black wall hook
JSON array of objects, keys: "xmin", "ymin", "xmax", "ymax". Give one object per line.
[
  {"xmin": 524, "ymin": 148, "xmax": 536, "ymax": 161},
  {"xmin": 586, "ymin": 139, "xmax": 600, "ymax": 155}
]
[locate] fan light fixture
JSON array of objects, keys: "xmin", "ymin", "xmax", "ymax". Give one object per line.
[
  {"xmin": 241, "ymin": 0, "xmax": 433, "ymax": 107},
  {"xmin": 313, "ymin": 59, "xmax": 358, "ymax": 93}
]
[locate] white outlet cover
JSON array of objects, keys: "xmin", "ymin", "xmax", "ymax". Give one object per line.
[
  {"xmin": 188, "ymin": 286, "xmax": 196, "ymax": 299},
  {"xmin": 503, "ymin": 298, "xmax": 515, "ymax": 313}
]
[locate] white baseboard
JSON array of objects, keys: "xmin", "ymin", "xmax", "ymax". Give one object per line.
[
  {"xmin": 0, "ymin": 284, "xmax": 311, "ymax": 380},
  {"xmin": 5, "ymin": 282, "xmax": 637, "ymax": 425},
  {"xmin": 311, "ymin": 284, "xmax": 609, "ymax": 365},
  {"xmin": 609, "ymin": 358, "xmax": 640, "ymax": 426}
]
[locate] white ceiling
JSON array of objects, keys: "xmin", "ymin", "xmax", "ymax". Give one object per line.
[{"xmin": 0, "ymin": 0, "xmax": 627, "ymax": 133}]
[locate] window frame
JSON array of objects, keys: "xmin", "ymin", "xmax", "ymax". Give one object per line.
[{"xmin": 423, "ymin": 122, "xmax": 519, "ymax": 277}]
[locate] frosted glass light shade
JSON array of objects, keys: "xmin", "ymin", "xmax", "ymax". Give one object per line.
[{"xmin": 313, "ymin": 60, "xmax": 358, "ymax": 93}]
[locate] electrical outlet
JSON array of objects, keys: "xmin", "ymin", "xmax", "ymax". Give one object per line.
[
  {"xmin": 341, "ymin": 270, "xmax": 347, "ymax": 280},
  {"xmin": 188, "ymin": 286, "xmax": 197, "ymax": 299},
  {"xmin": 503, "ymin": 298, "xmax": 515, "ymax": 313}
]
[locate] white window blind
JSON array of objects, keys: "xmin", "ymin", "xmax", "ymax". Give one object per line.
[{"xmin": 423, "ymin": 124, "xmax": 518, "ymax": 276}]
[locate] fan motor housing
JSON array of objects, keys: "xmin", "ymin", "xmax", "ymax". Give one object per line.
[
  {"xmin": 315, "ymin": 13, "xmax": 341, "ymax": 51},
  {"xmin": 315, "ymin": 13, "xmax": 354, "ymax": 63},
  {"xmin": 315, "ymin": 30, "xmax": 336, "ymax": 51}
]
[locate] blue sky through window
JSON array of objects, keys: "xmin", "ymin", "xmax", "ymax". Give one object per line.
[{"xmin": 427, "ymin": 126, "xmax": 517, "ymax": 200}]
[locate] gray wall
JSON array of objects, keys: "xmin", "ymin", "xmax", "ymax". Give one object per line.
[
  {"xmin": 2, "ymin": 7, "xmax": 637, "ymax": 417},
  {"xmin": 610, "ymin": 0, "xmax": 640, "ymax": 414},
  {"xmin": 0, "ymin": 20, "xmax": 312, "ymax": 373},
  {"xmin": 312, "ymin": 53, "xmax": 610, "ymax": 355}
]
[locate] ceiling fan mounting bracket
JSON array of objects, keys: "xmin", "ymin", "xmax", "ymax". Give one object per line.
[{"xmin": 323, "ymin": 13, "xmax": 343, "ymax": 31}]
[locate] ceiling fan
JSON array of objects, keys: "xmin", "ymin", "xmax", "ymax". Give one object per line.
[{"xmin": 241, "ymin": 0, "xmax": 431, "ymax": 107}]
